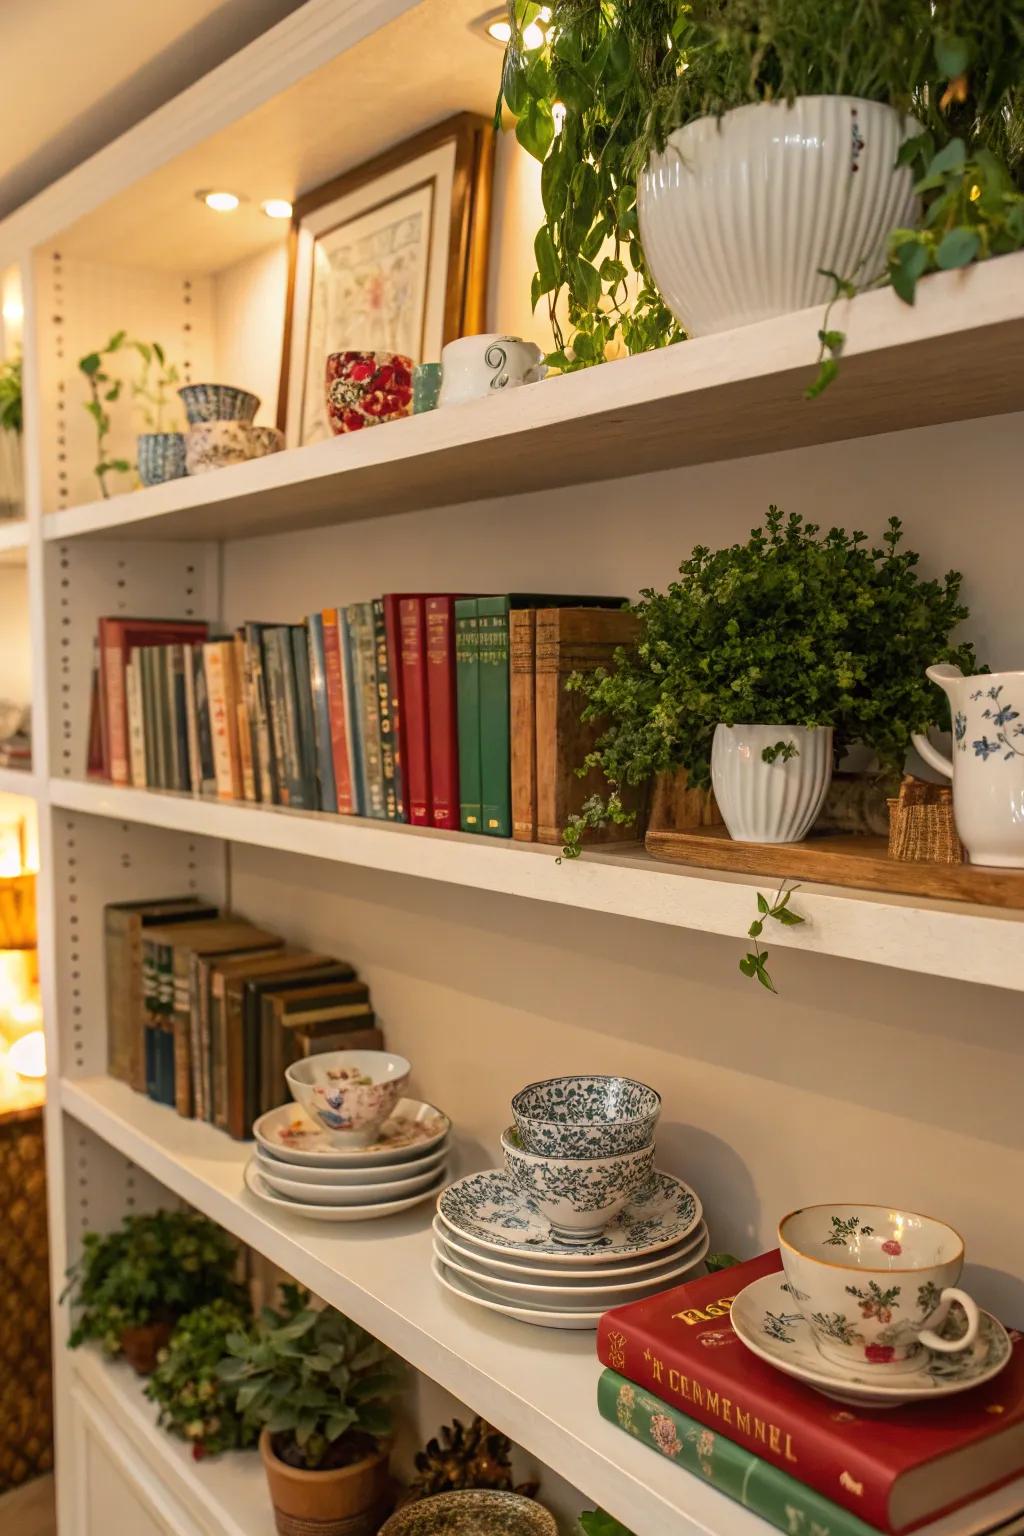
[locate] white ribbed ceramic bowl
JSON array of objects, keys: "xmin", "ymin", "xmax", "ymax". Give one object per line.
[
  {"xmin": 638, "ymin": 97, "xmax": 917, "ymax": 335},
  {"xmin": 711, "ymin": 724, "xmax": 833, "ymax": 843}
]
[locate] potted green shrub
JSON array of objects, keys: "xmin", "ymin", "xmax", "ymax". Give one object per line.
[
  {"xmin": 218, "ymin": 1285, "xmax": 404, "ymax": 1534},
  {"xmin": 146, "ymin": 1299, "xmax": 258, "ymax": 1460},
  {"xmin": 64, "ymin": 1210, "xmax": 245, "ymax": 1374},
  {"xmin": 501, "ymin": 3, "xmax": 1024, "ymax": 358},
  {"xmin": 562, "ymin": 507, "xmax": 979, "ymax": 852}
]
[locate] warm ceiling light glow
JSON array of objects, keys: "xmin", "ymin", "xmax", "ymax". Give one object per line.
[
  {"xmin": 2, "ymin": 298, "xmax": 23, "ymax": 326},
  {"xmin": 8, "ymin": 1029, "xmax": 45, "ymax": 1079},
  {"xmin": 482, "ymin": 7, "xmax": 549, "ymax": 49},
  {"xmin": 200, "ymin": 190, "xmax": 240, "ymax": 213},
  {"xmin": 262, "ymin": 199, "xmax": 293, "ymax": 220}
]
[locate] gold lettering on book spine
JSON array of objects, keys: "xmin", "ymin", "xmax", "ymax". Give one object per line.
[{"xmin": 657, "ymin": 1351, "xmax": 798, "ymax": 1464}]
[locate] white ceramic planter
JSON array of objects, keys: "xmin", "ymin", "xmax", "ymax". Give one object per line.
[
  {"xmin": 638, "ymin": 97, "xmax": 917, "ymax": 335},
  {"xmin": 711, "ymin": 724, "xmax": 833, "ymax": 843}
]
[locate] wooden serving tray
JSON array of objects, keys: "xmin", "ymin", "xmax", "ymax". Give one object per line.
[{"xmin": 644, "ymin": 826, "xmax": 1024, "ymax": 909}]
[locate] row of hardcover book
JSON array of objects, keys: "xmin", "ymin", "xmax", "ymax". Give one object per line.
[
  {"xmin": 105, "ymin": 895, "xmax": 382, "ymax": 1140},
  {"xmin": 88, "ymin": 596, "xmax": 638, "ymax": 844},
  {"xmin": 597, "ymin": 1252, "xmax": 1024, "ymax": 1536}
]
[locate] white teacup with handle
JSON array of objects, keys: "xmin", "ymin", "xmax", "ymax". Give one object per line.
[
  {"xmin": 778, "ymin": 1203, "xmax": 980, "ymax": 1372},
  {"xmin": 438, "ymin": 334, "xmax": 546, "ymax": 407}
]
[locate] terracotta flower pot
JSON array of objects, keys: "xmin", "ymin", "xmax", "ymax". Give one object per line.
[
  {"xmin": 259, "ymin": 1428, "xmax": 389, "ymax": 1536},
  {"xmin": 119, "ymin": 1320, "xmax": 173, "ymax": 1375}
]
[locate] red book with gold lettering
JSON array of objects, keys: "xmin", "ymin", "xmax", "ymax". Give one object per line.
[{"xmin": 597, "ymin": 1252, "xmax": 1024, "ymax": 1534}]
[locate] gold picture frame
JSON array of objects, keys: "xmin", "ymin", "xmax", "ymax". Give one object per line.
[{"xmin": 278, "ymin": 113, "xmax": 494, "ymax": 446}]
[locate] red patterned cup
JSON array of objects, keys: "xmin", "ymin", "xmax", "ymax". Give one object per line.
[{"xmin": 325, "ymin": 351, "xmax": 414, "ymax": 434}]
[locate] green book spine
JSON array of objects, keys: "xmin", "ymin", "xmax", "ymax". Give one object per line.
[
  {"xmin": 477, "ymin": 595, "xmax": 511, "ymax": 837},
  {"xmin": 455, "ymin": 599, "xmax": 481, "ymax": 833},
  {"xmin": 597, "ymin": 1371, "xmax": 877, "ymax": 1536},
  {"xmin": 351, "ymin": 602, "xmax": 385, "ymax": 819}
]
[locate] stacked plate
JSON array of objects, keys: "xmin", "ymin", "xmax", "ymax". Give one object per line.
[
  {"xmin": 433, "ymin": 1167, "xmax": 708, "ymax": 1328},
  {"xmin": 244, "ymin": 1098, "xmax": 451, "ymax": 1222}
]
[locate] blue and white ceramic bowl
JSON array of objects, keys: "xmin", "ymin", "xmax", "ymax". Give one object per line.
[
  {"xmin": 511, "ymin": 1074, "xmax": 660, "ymax": 1158},
  {"xmin": 136, "ymin": 431, "xmax": 187, "ymax": 486},
  {"xmin": 501, "ymin": 1126, "xmax": 654, "ymax": 1242},
  {"xmin": 178, "ymin": 382, "xmax": 260, "ymax": 424}
]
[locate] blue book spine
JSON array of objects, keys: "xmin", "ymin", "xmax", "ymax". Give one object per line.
[
  {"xmin": 307, "ymin": 614, "xmax": 337, "ymax": 813},
  {"xmin": 342, "ymin": 606, "xmax": 367, "ymax": 816}
]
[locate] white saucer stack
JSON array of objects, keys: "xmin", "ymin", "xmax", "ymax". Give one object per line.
[
  {"xmin": 244, "ymin": 1097, "xmax": 451, "ymax": 1222},
  {"xmin": 433, "ymin": 1074, "xmax": 710, "ymax": 1329}
]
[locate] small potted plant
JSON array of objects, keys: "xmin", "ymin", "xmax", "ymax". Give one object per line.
[
  {"xmin": 64, "ymin": 1209, "xmax": 245, "ymax": 1374},
  {"xmin": 146, "ymin": 1299, "xmax": 258, "ymax": 1460},
  {"xmin": 219, "ymin": 1285, "xmax": 404, "ymax": 1534},
  {"xmin": 562, "ymin": 507, "xmax": 978, "ymax": 852}
]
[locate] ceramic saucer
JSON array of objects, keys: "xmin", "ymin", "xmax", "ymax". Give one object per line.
[
  {"xmin": 244, "ymin": 1159, "xmax": 445, "ymax": 1221},
  {"xmin": 438, "ymin": 1169, "xmax": 701, "ymax": 1262},
  {"xmin": 256, "ymin": 1141, "xmax": 450, "ymax": 1186},
  {"xmin": 431, "ymin": 1215, "xmax": 709, "ymax": 1280},
  {"xmin": 432, "ymin": 1254, "xmax": 603, "ymax": 1330},
  {"xmin": 254, "ymin": 1098, "xmax": 450, "ymax": 1167},
  {"xmin": 731, "ymin": 1272, "xmax": 1012, "ymax": 1408},
  {"xmin": 434, "ymin": 1226, "xmax": 709, "ymax": 1308},
  {"xmin": 379, "ymin": 1488, "xmax": 558, "ymax": 1536},
  {"xmin": 258, "ymin": 1158, "xmax": 448, "ymax": 1206}
]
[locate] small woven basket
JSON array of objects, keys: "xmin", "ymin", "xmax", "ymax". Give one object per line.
[{"xmin": 887, "ymin": 775, "xmax": 963, "ymax": 864}]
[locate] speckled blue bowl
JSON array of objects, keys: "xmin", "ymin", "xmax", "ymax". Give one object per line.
[
  {"xmin": 177, "ymin": 382, "xmax": 260, "ymax": 424},
  {"xmin": 511, "ymin": 1074, "xmax": 660, "ymax": 1158},
  {"xmin": 136, "ymin": 431, "xmax": 187, "ymax": 486}
]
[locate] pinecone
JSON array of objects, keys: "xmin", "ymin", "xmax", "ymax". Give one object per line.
[{"xmin": 404, "ymin": 1417, "xmax": 539, "ymax": 1503}]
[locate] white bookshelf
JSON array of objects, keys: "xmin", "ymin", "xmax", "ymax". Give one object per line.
[{"xmin": 5, "ymin": 3, "xmax": 1024, "ymax": 1535}]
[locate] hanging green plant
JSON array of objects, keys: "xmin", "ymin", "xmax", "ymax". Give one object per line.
[{"xmin": 0, "ymin": 355, "xmax": 23, "ymax": 434}]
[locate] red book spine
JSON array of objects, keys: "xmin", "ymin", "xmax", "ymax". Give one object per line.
[
  {"xmin": 321, "ymin": 608, "xmax": 354, "ymax": 814},
  {"xmin": 98, "ymin": 619, "xmax": 129, "ymax": 785},
  {"xmin": 399, "ymin": 598, "xmax": 431, "ymax": 825},
  {"xmin": 382, "ymin": 595, "xmax": 406, "ymax": 822},
  {"xmin": 425, "ymin": 596, "xmax": 459, "ymax": 830}
]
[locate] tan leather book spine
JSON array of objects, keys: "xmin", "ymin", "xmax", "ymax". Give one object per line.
[
  {"xmin": 510, "ymin": 609, "xmax": 538, "ymax": 842},
  {"xmin": 233, "ymin": 634, "xmax": 257, "ymax": 802},
  {"xmin": 535, "ymin": 608, "xmax": 641, "ymax": 847}
]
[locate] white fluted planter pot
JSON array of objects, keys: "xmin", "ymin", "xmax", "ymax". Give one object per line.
[
  {"xmin": 711, "ymin": 724, "xmax": 833, "ymax": 844},
  {"xmin": 638, "ymin": 97, "xmax": 917, "ymax": 335}
]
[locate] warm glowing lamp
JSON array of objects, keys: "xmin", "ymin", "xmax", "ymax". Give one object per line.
[{"xmin": 7, "ymin": 1030, "xmax": 45, "ymax": 1079}]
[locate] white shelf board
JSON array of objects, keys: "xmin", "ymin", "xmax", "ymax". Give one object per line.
[
  {"xmin": 49, "ymin": 776, "xmax": 1024, "ymax": 989},
  {"xmin": 0, "ymin": 765, "xmax": 39, "ymax": 798},
  {"xmin": 43, "ymin": 254, "xmax": 1024, "ymax": 545},
  {"xmin": 71, "ymin": 1348, "xmax": 273, "ymax": 1536},
  {"xmin": 62, "ymin": 1073, "xmax": 759, "ymax": 1536},
  {"xmin": 0, "ymin": 519, "xmax": 28, "ymax": 562}
]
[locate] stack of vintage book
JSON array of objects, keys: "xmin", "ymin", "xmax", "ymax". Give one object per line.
[
  {"xmin": 596, "ymin": 1252, "xmax": 1024, "ymax": 1536},
  {"xmin": 103, "ymin": 896, "xmax": 381, "ymax": 1139},
  {"xmin": 87, "ymin": 597, "xmax": 637, "ymax": 847}
]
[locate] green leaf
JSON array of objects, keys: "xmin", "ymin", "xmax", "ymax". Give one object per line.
[
  {"xmin": 599, "ymin": 257, "xmax": 627, "ymax": 286},
  {"xmin": 934, "ymin": 34, "xmax": 969, "ymax": 79},
  {"xmin": 775, "ymin": 907, "xmax": 805, "ymax": 926},
  {"xmin": 755, "ymin": 966, "xmax": 776, "ymax": 992},
  {"xmin": 889, "ymin": 239, "xmax": 930, "ymax": 304},
  {"xmin": 896, "ymin": 130, "xmax": 933, "ymax": 170},
  {"xmin": 738, "ymin": 956, "xmax": 756, "ymax": 978},
  {"xmin": 541, "ymin": 142, "xmax": 570, "ymax": 222},
  {"xmin": 79, "ymin": 353, "xmax": 102, "ymax": 376},
  {"xmin": 927, "ymin": 138, "xmax": 967, "ymax": 178},
  {"xmin": 516, "ymin": 97, "xmax": 554, "ymax": 163},
  {"xmin": 534, "ymin": 226, "xmax": 560, "ymax": 294},
  {"xmin": 502, "ymin": 55, "xmax": 528, "ymax": 118},
  {"xmin": 935, "ymin": 226, "xmax": 980, "ymax": 270},
  {"xmin": 569, "ymin": 255, "xmax": 601, "ymax": 308},
  {"xmin": 704, "ymin": 1253, "xmax": 741, "ymax": 1274},
  {"xmin": 756, "ymin": 893, "xmax": 770, "ymax": 914},
  {"xmin": 747, "ymin": 919, "xmax": 763, "ymax": 938},
  {"xmin": 804, "ymin": 357, "xmax": 838, "ymax": 399}
]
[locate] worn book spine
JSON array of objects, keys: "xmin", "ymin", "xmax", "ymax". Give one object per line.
[
  {"xmin": 140, "ymin": 648, "xmax": 157, "ymax": 789},
  {"xmin": 374, "ymin": 598, "xmax": 401, "ymax": 821},
  {"xmin": 453, "ymin": 599, "xmax": 480, "ymax": 832},
  {"xmin": 351, "ymin": 602, "xmax": 385, "ymax": 818},
  {"xmin": 509, "ymin": 609, "xmax": 537, "ymax": 841},
  {"xmin": 535, "ymin": 607, "xmax": 641, "ymax": 846},
  {"xmin": 246, "ymin": 623, "xmax": 276, "ymax": 804},
  {"xmin": 204, "ymin": 642, "xmax": 241, "ymax": 800},
  {"xmin": 290, "ymin": 624, "xmax": 319, "ymax": 810},
  {"xmin": 172, "ymin": 949, "xmax": 194, "ymax": 1117},
  {"xmin": 321, "ymin": 608, "xmax": 354, "ymax": 814},
  {"xmin": 270, "ymin": 626, "xmax": 305, "ymax": 808},
  {"xmin": 183, "ymin": 645, "xmax": 201, "ymax": 796},
  {"xmin": 105, "ymin": 908, "xmax": 137, "ymax": 1085},
  {"xmin": 231, "ymin": 635, "xmax": 256, "ymax": 802},
  {"xmin": 125, "ymin": 657, "xmax": 147, "ymax": 789},
  {"xmin": 399, "ymin": 597, "xmax": 430, "ymax": 825},
  {"xmin": 307, "ymin": 612, "xmax": 337, "ymax": 814},
  {"xmin": 262, "ymin": 628, "xmax": 291, "ymax": 808},
  {"xmin": 99, "ymin": 621, "xmax": 130, "ymax": 785},
  {"xmin": 170, "ymin": 644, "xmax": 191, "ymax": 791},
  {"xmin": 597, "ymin": 1371, "xmax": 877, "ymax": 1536},
  {"xmin": 340, "ymin": 607, "xmax": 366, "ymax": 815},
  {"xmin": 382, "ymin": 595, "xmax": 407, "ymax": 822},
  {"xmin": 426, "ymin": 597, "xmax": 461, "ymax": 830},
  {"xmin": 192, "ymin": 646, "xmax": 216, "ymax": 796},
  {"xmin": 152, "ymin": 646, "xmax": 171, "ymax": 790},
  {"xmin": 477, "ymin": 596, "xmax": 511, "ymax": 836}
]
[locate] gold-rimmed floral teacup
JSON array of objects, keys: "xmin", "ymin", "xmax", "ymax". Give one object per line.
[{"xmin": 778, "ymin": 1203, "xmax": 980, "ymax": 1371}]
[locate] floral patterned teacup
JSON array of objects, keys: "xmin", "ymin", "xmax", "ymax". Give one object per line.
[
  {"xmin": 324, "ymin": 351, "xmax": 413, "ymax": 434},
  {"xmin": 285, "ymin": 1050, "xmax": 411, "ymax": 1147},
  {"xmin": 500, "ymin": 1126, "xmax": 655, "ymax": 1243},
  {"xmin": 779, "ymin": 1203, "xmax": 980, "ymax": 1372},
  {"xmin": 912, "ymin": 665, "xmax": 1024, "ymax": 867}
]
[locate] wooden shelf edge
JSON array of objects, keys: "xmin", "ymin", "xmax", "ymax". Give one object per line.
[{"xmin": 48, "ymin": 777, "xmax": 1024, "ymax": 990}]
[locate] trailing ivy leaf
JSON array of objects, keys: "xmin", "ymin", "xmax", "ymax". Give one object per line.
[
  {"xmin": 534, "ymin": 227, "xmax": 560, "ymax": 293},
  {"xmin": 889, "ymin": 238, "xmax": 930, "ymax": 303},
  {"xmin": 927, "ymin": 138, "xmax": 967, "ymax": 177},
  {"xmin": 805, "ymin": 356, "xmax": 839, "ymax": 399},
  {"xmin": 600, "ymin": 257, "xmax": 628, "ymax": 285},
  {"xmin": 79, "ymin": 352, "xmax": 102, "ymax": 376},
  {"xmin": 569, "ymin": 255, "xmax": 601, "ymax": 308},
  {"xmin": 936, "ymin": 225, "xmax": 981, "ymax": 269},
  {"xmin": 705, "ymin": 1252, "xmax": 742, "ymax": 1273},
  {"xmin": 934, "ymin": 33, "xmax": 970, "ymax": 78},
  {"xmin": 896, "ymin": 130, "xmax": 934, "ymax": 169},
  {"xmin": 541, "ymin": 141, "xmax": 570, "ymax": 221},
  {"xmin": 776, "ymin": 907, "xmax": 806, "ymax": 926},
  {"xmin": 516, "ymin": 97, "xmax": 554, "ymax": 162}
]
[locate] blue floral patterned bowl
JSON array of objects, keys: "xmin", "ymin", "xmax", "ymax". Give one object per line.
[
  {"xmin": 501, "ymin": 1126, "xmax": 655, "ymax": 1242},
  {"xmin": 178, "ymin": 382, "xmax": 260, "ymax": 424},
  {"xmin": 137, "ymin": 431, "xmax": 187, "ymax": 486},
  {"xmin": 511, "ymin": 1074, "xmax": 660, "ymax": 1158}
]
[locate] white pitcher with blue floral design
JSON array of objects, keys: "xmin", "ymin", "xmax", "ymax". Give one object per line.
[{"xmin": 912, "ymin": 665, "xmax": 1024, "ymax": 867}]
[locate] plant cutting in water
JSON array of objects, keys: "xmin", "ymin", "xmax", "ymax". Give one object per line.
[{"xmin": 130, "ymin": 340, "xmax": 181, "ymax": 432}]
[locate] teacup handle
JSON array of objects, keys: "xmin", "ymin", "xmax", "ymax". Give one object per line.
[
  {"xmin": 918, "ymin": 1287, "xmax": 980, "ymax": 1352},
  {"xmin": 911, "ymin": 731, "xmax": 953, "ymax": 780}
]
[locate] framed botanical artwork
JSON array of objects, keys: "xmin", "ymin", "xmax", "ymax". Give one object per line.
[{"xmin": 278, "ymin": 113, "xmax": 494, "ymax": 446}]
